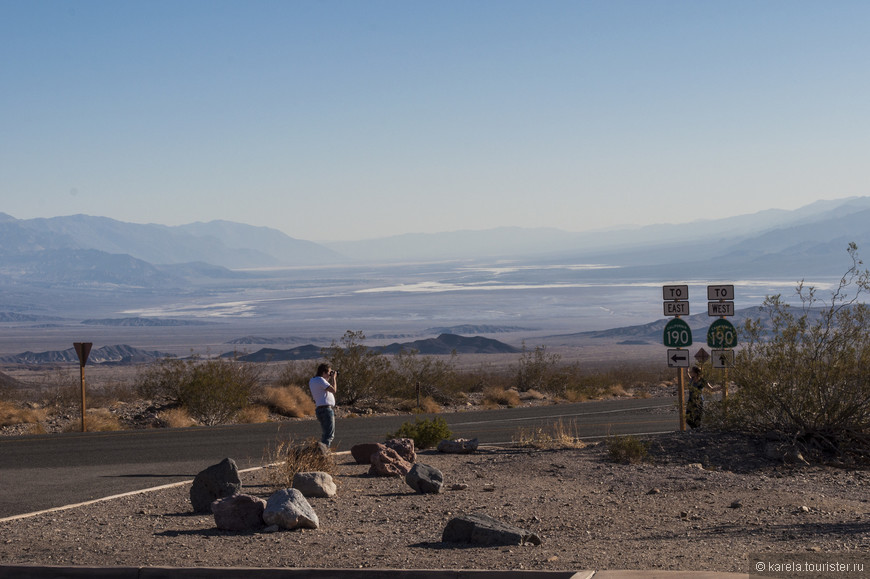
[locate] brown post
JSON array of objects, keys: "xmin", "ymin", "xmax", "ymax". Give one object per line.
[
  {"xmin": 74, "ymin": 343, "xmax": 93, "ymax": 433},
  {"xmin": 678, "ymin": 367, "xmax": 686, "ymax": 431}
]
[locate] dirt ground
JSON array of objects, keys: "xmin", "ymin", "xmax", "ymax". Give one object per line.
[{"xmin": 1, "ymin": 431, "xmax": 868, "ymax": 574}]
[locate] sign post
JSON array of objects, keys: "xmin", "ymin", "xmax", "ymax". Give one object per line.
[
  {"xmin": 74, "ymin": 342, "xmax": 93, "ymax": 433},
  {"xmin": 663, "ymin": 286, "xmax": 691, "ymax": 431},
  {"xmin": 707, "ymin": 285, "xmax": 736, "ymax": 406}
]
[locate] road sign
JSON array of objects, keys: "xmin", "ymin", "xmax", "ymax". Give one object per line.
[
  {"xmin": 664, "ymin": 301, "xmax": 690, "ymax": 316},
  {"xmin": 663, "ymin": 285, "xmax": 689, "ymax": 301},
  {"xmin": 707, "ymin": 285, "xmax": 734, "ymax": 300},
  {"xmin": 708, "ymin": 301, "xmax": 735, "ymax": 317},
  {"xmin": 74, "ymin": 342, "xmax": 93, "ymax": 367},
  {"xmin": 711, "ymin": 349, "xmax": 735, "ymax": 368},
  {"xmin": 694, "ymin": 348, "xmax": 710, "ymax": 363},
  {"xmin": 663, "ymin": 318, "xmax": 693, "ymax": 348},
  {"xmin": 667, "ymin": 349, "xmax": 690, "ymax": 368},
  {"xmin": 707, "ymin": 318, "xmax": 738, "ymax": 348}
]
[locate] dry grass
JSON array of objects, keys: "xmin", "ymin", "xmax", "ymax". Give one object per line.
[
  {"xmin": 63, "ymin": 408, "xmax": 123, "ymax": 432},
  {"xmin": 263, "ymin": 438, "xmax": 337, "ymax": 491},
  {"xmin": 397, "ymin": 396, "xmax": 442, "ymax": 414},
  {"xmin": 482, "ymin": 386, "xmax": 521, "ymax": 408},
  {"xmin": 261, "ymin": 385, "xmax": 315, "ymax": 418},
  {"xmin": 0, "ymin": 400, "xmax": 47, "ymax": 427},
  {"xmin": 157, "ymin": 407, "xmax": 197, "ymax": 428},
  {"xmin": 235, "ymin": 404, "xmax": 270, "ymax": 424},
  {"xmin": 513, "ymin": 418, "xmax": 586, "ymax": 450}
]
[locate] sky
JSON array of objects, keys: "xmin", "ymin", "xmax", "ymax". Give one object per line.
[{"xmin": 2, "ymin": 1, "xmax": 869, "ymax": 242}]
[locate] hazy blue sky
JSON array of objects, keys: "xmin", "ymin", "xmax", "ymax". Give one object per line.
[{"xmin": 2, "ymin": 1, "xmax": 868, "ymax": 241}]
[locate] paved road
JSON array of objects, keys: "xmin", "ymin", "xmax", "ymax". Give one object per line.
[{"xmin": 0, "ymin": 397, "xmax": 677, "ymax": 519}]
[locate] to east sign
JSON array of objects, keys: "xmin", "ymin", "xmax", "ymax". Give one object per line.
[
  {"xmin": 663, "ymin": 318, "xmax": 693, "ymax": 348},
  {"xmin": 664, "ymin": 301, "xmax": 690, "ymax": 316},
  {"xmin": 663, "ymin": 285, "xmax": 689, "ymax": 301},
  {"xmin": 707, "ymin": 318, "xmax": 738, "ymax": 349}
]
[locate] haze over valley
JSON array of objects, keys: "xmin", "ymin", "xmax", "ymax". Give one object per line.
[{"xmin": 1, "ymin": 197, "xmax": 869, "ymax": 363}]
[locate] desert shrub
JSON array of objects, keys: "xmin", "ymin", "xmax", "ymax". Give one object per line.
[
  {"xmin": 261, "ymin": 385, "xmax": 315, "ymax": 417},
  {"xmin": 483, "ymin": 386, "xmax": 521, "ymax": 408},
  {"xmin": 322, "ymin": 330, "xmax": 393, "ymax": 405},
  {"xmin": 723, "ymin": 244, "xmax": 870, "ymax": 462},
  {"xmin": 135, "ymin": 357, "xmax": 260, "ymax": 426},
  {"xmin": 396, "ymin": 396, "xmax": 442, "ymax": 414},
  {"xmin": 514, "ymin": 419, "xmax": 585, "ymax": 450},
  {"xmin": 37, "ymin": 369, "xmax": 80, "ymax": 411},
  {"xmin": 387, "ymin": 416, "xmax": 452, "ymax": 449},
  {"xmin": 157, "ymin": 407, "xmax": 197, "ymax": 428},
  {"xmin": 607, "ymin": 435, "xmax": 650, "ymax": 464},
  {"xmin": 393, "ymin": 349, "xmax": 460, "ymax": 404},
  {"xmin": 235, "ymin": 404, "xmax": 271, "ymax": 424},
  {"xmin": 276, "ymin": 361, "xmax": 315, "ymax": 388},
  {"xmin": 0, "ymin": 400, "xmax": 46, "ymax": 427},
  {"xmin": 264, "ymin": 438, "xmax": 336, "ymax": 491},
  {"xmin": 515, "ymin": 343, "xmax": 568, "ymax": 395}
]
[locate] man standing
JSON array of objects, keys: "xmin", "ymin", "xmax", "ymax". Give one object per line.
[{"xmin": 309, "ymin": 363, "xmax": 337, "ymax": 447}]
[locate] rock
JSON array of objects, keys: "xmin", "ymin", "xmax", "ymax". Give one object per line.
[
  {"xmin": 293, "ymin": 471, "xmax": 337, "ymax": 498},
  {"xmin": 442, "ymin": 513, "xmax": 541, "ymax": 546},
  {"xmin": 385, "ymin": 438, "xmax": 416, "ymax": 463},
  {"xmin": 405, "ymin": 463, "xmax": 444, "ymax": 494},
  {"xmin": 647, "ymin": 488, "xmax": 661, "ymax": 495},
  {"xmin": 450, "ymin": 483, "xmax": 469, "ymax": 491},
  {"xmin": 190, "ymin": 458, "xmax": 242, "ymax": 513},
  {"xmin": 211, "ymin": 494, "xmax": 266, "ymax": 531},
  {"xmin": 263, "ymin": 488, "xmax": 319, "ymax": 530},
  {"xmin": 369, "ymin": 447, "xmax": 413, "ymax": 477},
  {"xmin": 729, "ymin": 500, "xmax": 743, "ymax": 509},
  {"xmin": 437, "ymin": 438, "xmax": 479, "ymax": 454},
  {"xmin": 350, "ymin": 442, "xmax": 386, "ymax": 465}
]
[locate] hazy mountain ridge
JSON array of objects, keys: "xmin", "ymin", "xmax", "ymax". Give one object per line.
[{"xmin": 0, "ymin": 344, "xmax": 173, "ymax": 365}]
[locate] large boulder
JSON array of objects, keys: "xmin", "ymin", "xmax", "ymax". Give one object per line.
[
  {"xmin": 263, "ymin": 488, "xmax": 319, "ymax": 530},
  {"xmin": 385, "ymin": 438, "xmax": 416, "ymax": 463},
  {"xmin": 190, "ymin": 458, "xmax": 242, "ymax": 513},
  {"xmin": 211, "ymin": 494, "xmax": 266, "ymax": 532},
  {"xmin": 293, "ymin": 471, "xmax": 337, "ymax": 498},
  {"xmin": 405, "ymin": 463, "xmax": 444, "ymax": 494},
  {"xmin": 442, "ymin": 513, "xmax": 542, "ymax": 546},
  {"xmin": 369, "ymin": 447, "xmax": 413, "ymax": 477},
  {"xmin": 350, "ymin": 442, "xmax": 386, "ymax": 465}
]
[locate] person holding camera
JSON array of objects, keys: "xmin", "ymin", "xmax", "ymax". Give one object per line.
[{"xmin": 309, "ymin": 363, "xmax": 338, "ymax": 447}]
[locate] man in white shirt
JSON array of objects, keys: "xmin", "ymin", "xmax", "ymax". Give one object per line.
[{"xmin": 309, "ymin": 363, "xmax": 338, "ymax": 447}]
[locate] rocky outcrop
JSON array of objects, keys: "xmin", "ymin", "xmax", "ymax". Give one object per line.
[
  {"xmin": 211, "ymin": 494, "xmax": 266, "ymax": 531},
  {"xmin": 293, "ymin": 472, "xmax": 337, "ymax": 498},
  {"xmin": 442, "ymin": 513, "xmax": 542, "ymax": 546},
  {"xmin": 369, "ymin": 447, "xmax": 413, "ymax": 477},
  {"xmin": 405, "ymin": 463, "xmax": 443, "ymax": 494}
]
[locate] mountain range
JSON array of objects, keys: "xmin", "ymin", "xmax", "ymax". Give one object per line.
[{"xmin": 3, "ymin": 197, "xmax": 870, "ymax": 290}]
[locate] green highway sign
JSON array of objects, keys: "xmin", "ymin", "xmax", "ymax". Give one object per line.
[
  {"xmin": 707, "ymin": 318, "xmax": 738, "ymax": 348},
  {"xmin": 663, "ymin": 318, "xmax": 693, "ymax": 348}
]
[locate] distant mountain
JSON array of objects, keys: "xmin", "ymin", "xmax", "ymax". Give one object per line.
[
  {"xmin": 0, "ymin": 213, "xmax": 343, "ymax": 269},
  {"xmin": 378, "ymin": 334, "xmax": 521, "ymax": 355},
  {"xmin": 224, "ymin": 333, "xmax": 521, "ymax": 362},
  {"xmin": 0, "ymin": 344, "xmax": 173, "ymax": 365}
]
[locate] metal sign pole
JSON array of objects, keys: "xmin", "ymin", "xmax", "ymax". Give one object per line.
[
  {"xmin": 80, "ymin": 364, "xmax": 87, "ymax": 433},
  {"xmin": 678, "ymin": 367, "xmax": 686, "ymax": 431}
]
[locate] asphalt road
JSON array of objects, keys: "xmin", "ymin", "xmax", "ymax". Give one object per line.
[{"xmin": 0, "ymin": 397, "xmax": 677, "ymax": 519}]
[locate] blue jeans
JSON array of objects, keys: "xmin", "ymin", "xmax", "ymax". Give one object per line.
[{"xmin": 315, "ymin": 405, "xmax": 335, "ymax": 447}]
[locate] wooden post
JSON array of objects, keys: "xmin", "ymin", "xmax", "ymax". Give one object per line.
[
  {"xmin": 678, "ymin": 367, "xmax": 686, "ymax": 431},
  {"xmin": 80, "ymin": 365, "xmax": 87, "ymax": 432}
]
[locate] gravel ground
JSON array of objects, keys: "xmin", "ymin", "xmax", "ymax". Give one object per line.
[{"xmin": 1, "ymin": 431, "xmax": 869, "ymax": 573}]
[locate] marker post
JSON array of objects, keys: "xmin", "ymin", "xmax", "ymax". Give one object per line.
[{"xmin": 74, "ymin": 342, "xmax": 93, "ymax": 432}]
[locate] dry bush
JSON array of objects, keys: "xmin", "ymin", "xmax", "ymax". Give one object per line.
[
  {"xmin": 607, "ymin": 384, "xmax": 629, "ymax": 397},
  {"xmin": 235, "ymin": 404, "xmax": 270, "ymax": 424},
  {"xmin": 0, "ymin": 400, "xmax": 46, "ymax": 427},
  {"xmin": 87, "ymin": 382, "xmax": 139, "ymax": 407},
  {"xmin": 276, "ymin": 361, "xmax": 315, "ymax": 388},
  {"xmin": 482, "ymin": 386, "xmax": 521, "ymax": 408},
  {"xmin": 64, "ymin": 408, "xmax": 122, "ymax": 432},
  {"xmin": 397, "ymin": 396, "xmax": 442, "ymax": 414},
  {"xmin": 264, "ymin": 438, "xmax": 336, "ymax": 491},
  {"xmin": 607, "ymin": 435, "xmax": 650, "ymax": 464},
  {"xmin": 157, "ymin": 407, "xmax": 197, "ymax": 428},
  {"xmin": 514, "ymin": 419, "xmax": 586, "ymax": 450},
  {"xmin": 261, "ymin": 385, "xmax": 315, "ymax": 417}
]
